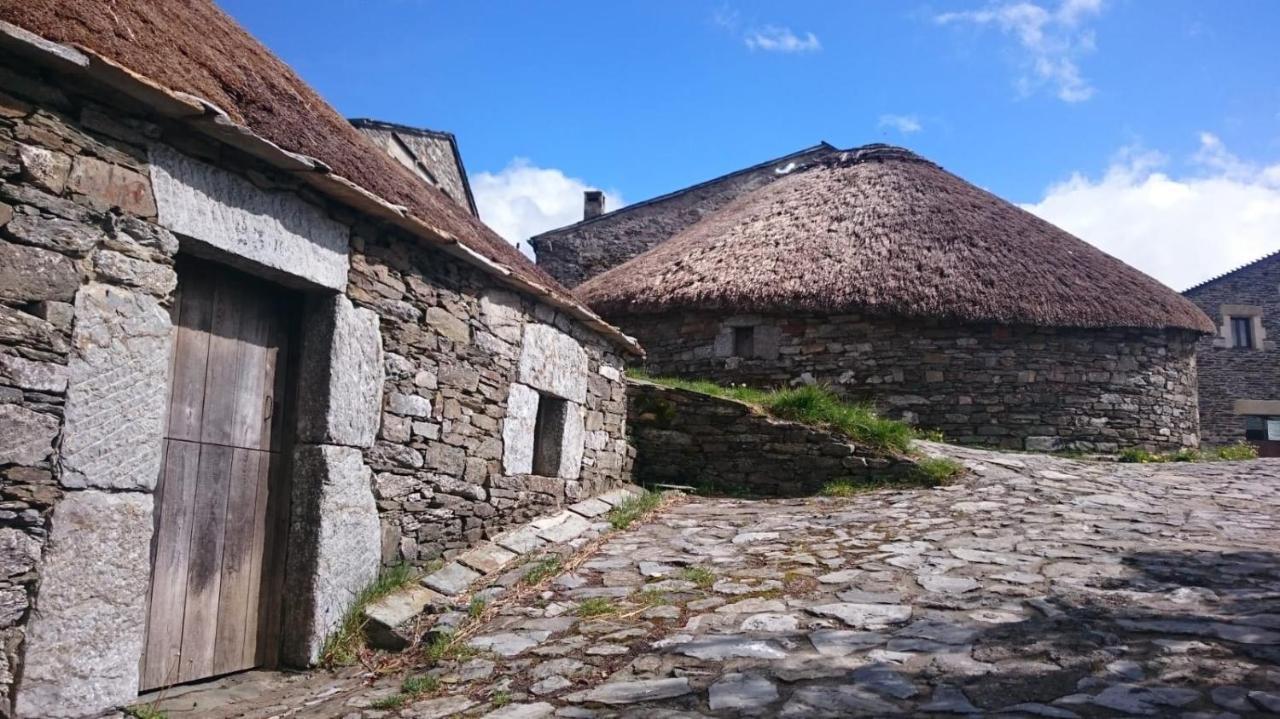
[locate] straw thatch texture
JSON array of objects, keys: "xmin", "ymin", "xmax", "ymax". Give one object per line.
[
  {"xmin": 579, "ymin": 145, "xmax": 1214, "ymax": 333},
  {"xmin": 1, "ymin": 0, "xmax": 572, "ymax": 304}
]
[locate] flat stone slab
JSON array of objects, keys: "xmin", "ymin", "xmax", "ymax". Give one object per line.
[
  {"xmin": 458, "ymin": 543, "xmax": 518, "ymax": 575},
  {"xmin": 669, "ymin": 635, "xmax": 789, "ymax": 660},
  {"xmin": 709, "ymin": 673, "xmax": 779, "ymax": 711},
  {"xmin": 480, "ymin": 702, "xmax": 556, "ymax": 719},
  {"xmin": 494, "ymin": 525, "xmax": 547, "ymax": 555},
  {"xmin": 595, "ymin": 488, "xmax": 640, "ymax": 507},
  {"xmin": 536, "ymin": 512, "xmax": 592, "ymax": 543},
  {"xmin": 422, "ymin": 561, "xmax": 482, "ymax": 596},
  {"xmin": 808, "ymin": 602, "xmax": 913, "ymax": 629},
  {"xmin": 568, "ymin": 678, "xmax": 692, "ymax": 705},
  {"xmin": 568, "ymin": 497, "xmax": 612, "ymax": 518}
]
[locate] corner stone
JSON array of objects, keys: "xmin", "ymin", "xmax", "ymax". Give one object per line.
[
  {"xmin": 296, "ymin": 295, "xmax": 384, "ymax": 448},
  {"xmin": 15, "ymin": 490, "xmax": 154, "ymax": 719},
  {"xmin": 282, "ymin": 444, "xmax": 382, "ymax": 665}
]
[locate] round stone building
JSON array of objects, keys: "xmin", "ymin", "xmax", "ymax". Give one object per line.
[{"xmin": 578, "ymin": 145, "xmax": 1216, "ymax": 451}]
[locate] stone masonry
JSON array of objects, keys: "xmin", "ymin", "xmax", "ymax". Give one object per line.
[
  {"xmin": 529, "ymin": 144, "xmax": 837, "ymax": 287},
  {"xmin": 0, "ymin": 44, "xmax": 634, "ymax": 717},
  {"xmin": 622, "ymin": 311, "xmax": 1202, "ymax": 452},
  {"xmin": 1183, "ymin": 252, "xmax": 1280, "ymax": 445},
  {"xmin": 627, "ymin": 380, "xmax": 916, "ymax": 496},
  {"xmin": 0, "ymin": 52, "xmax": 180, "ymax": 716}
]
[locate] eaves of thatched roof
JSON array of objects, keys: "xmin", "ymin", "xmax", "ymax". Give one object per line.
[{"xmin": 579, "ymin": 145, "xmax": 1215, "ymax": 334}]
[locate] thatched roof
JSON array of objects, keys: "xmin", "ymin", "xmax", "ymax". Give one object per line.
[
  {"xmin": 0, "ymin": 1, "xmax": 639, "ymax": 353},
  {"xmin": 579, "ymin": 145, "xmax": 1214, "ymax": 333}
]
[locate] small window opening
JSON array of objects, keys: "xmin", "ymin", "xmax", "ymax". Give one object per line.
[
  {"xmin": 1245, "ymin": 415, "xmax": 1280, "ymax": 441},
  {"xmin": 532, "ymin": 394, "xmax": 569, "ymax": 477},
  {"xmin": 1231, "ymin": 317, "xmax": 1255, "ymax": 349},
  {"xmin": 732, "ymin": 326, "xmax": 755, "ymax": 358}
]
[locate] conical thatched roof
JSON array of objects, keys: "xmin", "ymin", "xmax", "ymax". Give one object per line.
[{"xmin": 578, "ymin": 145, "xmax": 1214, "ymax": 333}]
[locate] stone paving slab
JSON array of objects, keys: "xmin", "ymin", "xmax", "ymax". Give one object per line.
[{"xmin": 141, "ymin": 445, "xmax": 1280, "ymax": 718}]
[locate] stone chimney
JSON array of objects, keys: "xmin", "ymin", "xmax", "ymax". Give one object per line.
[{"xmin": 583, "ymin": 190, "xmax": 605, "ymax": 220}]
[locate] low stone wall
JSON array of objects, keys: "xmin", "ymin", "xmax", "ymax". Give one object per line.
[
  {"xmin": 619, "ymin": 311, "xmax": 1203, "ymax": 452},
  {"xmin": 627, "ymin": 380, "xmax": 914, "ymax": 496}
]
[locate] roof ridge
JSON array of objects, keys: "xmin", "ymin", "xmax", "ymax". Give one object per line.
[
  {"xmin": 529, "ymin": 141, "xmax": 838, "ymax": 242},
  {"xmin": 1182, "ymin": 248, "xmax": 1280, "ymax": 294},
  {"xmin": 349, "ymin": 117, "xmax": 457, "ymax": 142}
]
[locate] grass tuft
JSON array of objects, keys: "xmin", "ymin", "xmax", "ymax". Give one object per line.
[
  {"xmin": 126, "ymin": 707, "xmax": 167, "ymax": 719},
  {"xmin": 319, "ymin": 563, "xmax": 418, "ymax": 667},
  {"xmin": 521, "ymin": 555, "xmax": 563, "ymax": 585},
  {"xmin": 371, "ymin": 673, "xmax": 440, "ymax": 709},
  {"xmin": 492, "ymin": 690, "xmax": 513, "ymax": 707},
  {"xmin": 680, "ymin": 566, "xmax": 716, "ymax": 589},
  {"xmin": 910, "ymin": 457, "xmax": 964, "ymax": 486},
  {"xmin": 1120, "ymin": 442, "xmax": 1258, "ymax": 464},
  {"xmin": 607, "ymin": 490, "xmax": 663, "ymax": 530},
  {"xmin": 577, "ymin": 597, "xmax": 617, "ymax": 617},
  {"xmin": 467, "ymin": 596, "xmax": 487, "ymax": 618},
  {"xmin": 631, "ymin": 373, "xmax": 915, "ymax": 454}
]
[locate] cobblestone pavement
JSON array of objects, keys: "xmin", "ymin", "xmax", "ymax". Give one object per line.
[{"xmin": 147, "ymin": 445, "xmax": 1280, "ymax": 718}]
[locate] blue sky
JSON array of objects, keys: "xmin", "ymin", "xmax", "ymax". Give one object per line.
[{"xmin": 221, "ymin": 0, "xmax": 1280, "ymax": 289}]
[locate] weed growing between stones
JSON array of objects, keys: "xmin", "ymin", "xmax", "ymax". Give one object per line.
[
  {"xmin": 125, "ymin": 706, "xmax": 167, "ymax": 719},
  {"xmin": 680, "ymin": 566, "xmax": 716, "ymax": 588},
  {"xmin": 319, "ymin": 563, "xmax": 419, "ymax": 668},
  {"xmin": 521, "ymin": 555, "xmax": 564, "ymax": 585},
  {"xmin": 577, "ymin": 597, "xmax": 617, "ymax": 616},
  {"xmin": 467, "ymin": 596, "xmax": 487, "ymax": 618},
  {"xmin": 1119, "ymin": 442, "xmax": 1259, "ymax": 463},
  {"xmin": 491, "ymin": 690, "xmax": 512, "ymax": 707},
  {"xmin": 607, "ymin": 489, "xmax": 663, "ymax": 530},
  {"xmin": 369, "ymin": 673, "xmax": 440, "ymax": 709},
  {"xmin": 911, "ymin": 457, "xmax": 964, "ymax": 486}
]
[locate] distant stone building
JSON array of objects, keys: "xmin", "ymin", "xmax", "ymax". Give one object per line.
[
  {"xmin": 529, "ymin": 142, "xmax": 837, "ymax": 286},
  {"xmin": 351, "ymin": 118, "xmax": 478, "ymax": 216},
  {"xmin": 578, "ymin": 146, "xmax": 1215, "ymax": 452},
  {"xmin": 0, "ymin": 3, "xmax": 637, "ymax": 716},
  {"xmin": 1183, "ymin": 251, "xmax": 1280, "ymax": 453}
]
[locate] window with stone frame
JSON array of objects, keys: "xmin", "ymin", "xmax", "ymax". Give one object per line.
[
  {"xmin": 1231, "ymin": 316, "xmax": 1256, "ymax": 349},
  {"xmin": 531, "ymin": 393, "xmax": 569, "ymax": 476},
  {"xmin": 732, "ymin": 326, "xmax": 756, "ymax": 358},
  {"xmin": 1245, "ymin": 415, "xmax": 1280, "ymax": 441}
]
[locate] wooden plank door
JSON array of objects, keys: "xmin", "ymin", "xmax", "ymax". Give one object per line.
[{"xmin": 141, "ymin": 258, "xmax": 296, "ymax": 690}]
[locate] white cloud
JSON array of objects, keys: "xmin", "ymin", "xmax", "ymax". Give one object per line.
[
  {"xmin": 744, "ymin": 25, "xmax": 822, "ymax": 53},
  {"xmin": 879, "ymin": 114, "xmax": 923, "ymax": 134},
  {"xmin": 472, "ymin": 158, "xmax": 624, "ymax": 258},
  {"xmin": 935, "ymin": 0, "xmax": 1103, "ymax": 102},
  {"xmin": 1021, "ymin": 134, "xmax": 1280, "ymax": 290}
]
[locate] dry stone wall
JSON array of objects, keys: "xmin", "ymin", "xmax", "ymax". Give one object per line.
[
  {"xmin": 1183, "ymin": 255, "xmax": 1280, "ymax": 445},
  {"xmin": 348, "ymin": 230, "xmax": 632, "ymax": 566},
  {"xmin": 621, "ymin": 311, "xmax": 1202, "ymax": 452},
  {"xmin": 627, "ymin": 380, "xmax": 916, "ymax": 496}
]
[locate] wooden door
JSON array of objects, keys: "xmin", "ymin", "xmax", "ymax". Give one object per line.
[{"xmin": 141, "ymin": 258, "xmax": 297, "ymax": 690}]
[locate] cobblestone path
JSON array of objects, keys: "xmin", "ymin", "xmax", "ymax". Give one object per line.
[{"xmin": 148, "ymin": 445, "xmax": 1280, "ymax": 717}]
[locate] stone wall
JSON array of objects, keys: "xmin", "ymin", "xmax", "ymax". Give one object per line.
[
  {"xmin": 1183, "ymin": 255, "xmax": 1280, "ymax": 445},
  {"xmin": 620, "ymin": 311, "xmax": 1202, "ymax": 452},
  {"xmin": 627, "ymin": 380, "xmax": 915, "ymax": 496},
  {"xmin": 349, "ymin": 231, "xmax": 631, "ymax": 565},
  {"xmin": 529, "ymin": 145, "xmax": 836, "ymax": 287},
  {"xmin": 0, "ymin": 54, "xmax": 178, "ymax": 716},
  {"xmin": 0, "ymin": 50, "xmax": 633, "ymax": 716}
]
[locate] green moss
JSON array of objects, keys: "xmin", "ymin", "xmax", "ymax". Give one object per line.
[
  {"xmin": 319, "ymin": 563, "xmax": 419, "ymax": 667},
  {"xmin": 607, "ymin": 490, "xmax": 663, "ymax": 530}
]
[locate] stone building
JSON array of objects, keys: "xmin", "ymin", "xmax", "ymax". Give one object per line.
[
  {"xmin": 1183, "ymin": 250, "xmax": 1280, "ymax": 453},
  {"xmin": 0, "ymin": 3, "xmax": 638, "ymax": 717},
  {"xmin": 351, "ymin": 118, "xmax": 478, "ymax": 217},
  {"xmin": 578, "ymin": 145, "xmax": 1215, "ymax": 452},
  {"xmin": 529, "ymin": 142, "xmax": 837, "ymax": 287}
]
